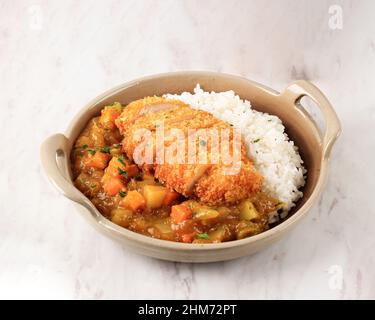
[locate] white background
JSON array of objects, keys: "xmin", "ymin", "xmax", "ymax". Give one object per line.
[{"xmin": 0, "ymin": 0, "xmax": 374, "ymax": 299}]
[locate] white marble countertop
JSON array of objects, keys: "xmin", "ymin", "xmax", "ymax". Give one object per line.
[{"xmin": 0, "ymin": 0, "xmax": 374, "ymax": 299}]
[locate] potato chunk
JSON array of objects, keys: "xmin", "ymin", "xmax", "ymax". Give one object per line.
[
  {"xmin": 111, "ymin": 208, "xmax": 133, "ymax": 228},
  {"xmin": 194, "ymin": 207, "xmax": 220, "ymax": 221},
  {"xmin": 120, "ymin": 190, "xmax": 146, "ymax": 212},
  {"xmin": 143, "ymin": 185, "xmax": 168, "ymax": 209},
  {"xmin": 238, "ymin": 199, "xmax": 259, "ymax": 221}
]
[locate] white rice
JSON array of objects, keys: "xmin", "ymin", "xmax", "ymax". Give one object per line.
[{"xmin": 164, "ymin": 85, "xmax": 306, "ymax": 219}]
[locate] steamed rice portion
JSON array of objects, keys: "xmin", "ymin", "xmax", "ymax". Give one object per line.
[{"xmin": 164, "ymin": 85, "xmax": 306, "ymax": 216}]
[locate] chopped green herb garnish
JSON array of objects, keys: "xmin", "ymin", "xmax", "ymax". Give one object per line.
[
  {"xmin": 81, "ymin": 144, "xmax": 88, "ymax": 149},
  {"xmin": 118, "ymin": 155, "xmax": 126, "ymax": 166},
  {"xmin": 118, "ymin": 190, "xmax": 126, "ymax": 197},
  {"xmin": 268, "ymin": 119, "xmax": 272, "ymax": 122},
  {"xmin": 196, "ymin": 233, "xmax": 209, "ymax": 240},
  {"xmin": 253, "ymin": 138, "xmax": 261, "ymax": 143},
  {"xmin": 199, "ymin": 139, "xmax": 206, "ymax": 146},
  {"xmin": 134, "ymin": 173, "xmax": 142, "ymax": 181},
  {"xmin": 90, "ymin": 184, "xmax": 97, "ymax": 189},
  {"xmin": 100, "ymin": 146, "xmax": 111, "ymax": 154},
  {"xmin": 117, "ymin": 168, "xmax": 128, "ymax": 178},
  {"xmin": 88, "ymin": 149, "xmax": 96, "ymax": 156}
]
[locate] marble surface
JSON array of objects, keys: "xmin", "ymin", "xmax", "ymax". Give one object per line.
[{"xmin": 0, "ymin": 0, "xmax": 374, "ymax": 299}]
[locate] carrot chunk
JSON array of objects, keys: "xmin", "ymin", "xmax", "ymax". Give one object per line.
[
  {"xmin": 99, "ymin": 105, "xmax": 121, "ymax": 130},
  {"xmin": 120, "ymin": 190, "xmax": 146, "ymax": 212},
  {"xmin": 105, "ymin": 156, "xmax": 127, "ymax": 178},
  {"xmin": 125, "ymin": 164, "xmax": 139, "ymax": 178},
  {"xmin": 162, "ymin": 190, "xmax": 180, "ymax": 206},
  {"xmin": 102, "ymin": 177, "xmax": 126, "ymax": 196},
  {"xmin": 105, "ymin": 157, "xmax": 138, "ymax": 182},
  {"xmin": 85, "ymin": 152, "xmax": 110, "ymax": 169},
  {"xmin": 171, "ymin": 204, "xmax": 193, "ymax": 224}
]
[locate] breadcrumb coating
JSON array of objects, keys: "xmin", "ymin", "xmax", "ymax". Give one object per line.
[{"xmin": 115, "ymin": 97, "xmax": 263, "ymax": 205}]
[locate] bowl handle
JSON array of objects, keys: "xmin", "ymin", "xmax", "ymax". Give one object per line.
[
  {"xmin": 282, "ymin": 80, "xmax": 341, "ymax": 159},
  {"xmin": 40, "ymin": 133, "xmax": 96, "ymax": 212}
]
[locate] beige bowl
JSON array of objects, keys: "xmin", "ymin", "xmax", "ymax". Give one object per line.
[{"xmin": 40, "ymin": 71, "xmax": 341, "ymax": 262}]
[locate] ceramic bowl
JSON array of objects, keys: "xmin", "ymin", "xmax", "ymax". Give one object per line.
[{"xmin": 40, "ymin": 71, "xmax": 341, "ymax": 262}]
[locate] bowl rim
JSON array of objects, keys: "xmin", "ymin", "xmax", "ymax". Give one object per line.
[{"xmin": 61, "ymin": 71, "xmax": 332, "ymax": 251}]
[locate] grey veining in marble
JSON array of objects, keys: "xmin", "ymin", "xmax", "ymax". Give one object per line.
[{"xmin": 0, "ymin": 0, "xmax": 374, "ymax": 299}]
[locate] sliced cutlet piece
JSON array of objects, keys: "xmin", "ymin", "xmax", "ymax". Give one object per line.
[{"xmin": 115, "ymin": 97, "xmax": 187, "ymax": 135}]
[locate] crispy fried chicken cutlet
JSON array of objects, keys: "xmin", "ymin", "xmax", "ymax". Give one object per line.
[{"xmin": 115, "ymin": 97, "xmax": 263, "ymax": 205}]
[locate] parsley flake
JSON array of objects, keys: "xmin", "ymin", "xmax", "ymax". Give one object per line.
[
  {"xmin": 118, "ymin": 190, "xmax": 126, "ymax": 198},
  {"xmin": 196, "ymin": 233, "xmax": 209, "ymax": 240},
  {"xmin": 118, "ymin": 155, "xmax": 126, "ymax": 166},
  {"xmin": 100, "ymin": 146, "xmax": 111, "ymax": 154},
  {"xmin": 118, "ymin": 168, "xmax": 128, "ymax": 178}
]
